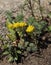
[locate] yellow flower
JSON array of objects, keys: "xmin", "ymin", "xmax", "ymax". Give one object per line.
[
  {"xmin": 20, "ymin": 22, "xmax": 27, "ymax": 27},
  {"xmin": 13, "ymin": 22, "xmax": 20, "ymax": 28},
  {"xmin": 7, "ymin": 23, "xmax": 13, "ymax": 29},
  {"xmin": 26, "ymin": 25, "xmax": 35, "ymax": 33},
  {"xmin": 8, "ymin": 22, "xmax": 27, "ymax": 29}
]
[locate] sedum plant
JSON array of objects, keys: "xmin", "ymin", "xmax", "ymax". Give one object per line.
[{"xmin": 2, "ymin": 10, "xmax": 49, "ymax": 62}]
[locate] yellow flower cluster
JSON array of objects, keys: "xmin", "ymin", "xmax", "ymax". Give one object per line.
[
  {"xmin": 7, "ymin": 22, "xmax": 35, "ymax": 33},
  {"xmin": 19, "ymin": 22, "xmax": 27, "ymax": 27},
  {"xmin": 13, "ymin": 22, "xmax": 20, "ymax": 28},
  {"xmin": 26, "ymin": 25, "xmax": 35, "ymax": 33},
  {"xmin": 8, "ymin": 22, "xmax": 27, "ymax": 29},
  {"xmin": 7, "ymin": 23, "xmax": 13, "ymax": 29}
]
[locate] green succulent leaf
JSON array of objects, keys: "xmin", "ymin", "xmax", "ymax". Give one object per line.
[
  {"xmin": 29, "ymin": 43, "xmax": 34, "ymax": 47},
  {"xmin": 24, "ymin": 42, "xmax": 29, "ymax": 47},
  {"xmin": 7, "ymin": 33, "xmax": 16, "ymax": 42},
  {"xmin": 29, "ymin": 43, "xmax": 37, "ymax": 52},
  {"xmin": 27, "ymin": 47, "xmax": 31, "ymax": 52},
  {"xmin": 18, "ymin": 43, "xmax": 22, "ymax": 49},
  {"xmin": 48, "ymin": 26, "xmax": 51, "ymax": 31},
  {"xmin": 3, "ymin": 51, "xmax": 9, "ymax": 55},
  {"xmin": 14, "ymin": 57, "xmax": 18, "ymax": 61},
  {"xmin": 6, "ymin": 29, "xmax": 16, "ymax": 41},
  {"xmin": 31, "ymin": 46, "xmax": 37, "ymax": 52},
  {"xmin": 48, "ymin": 13, "xmax": 51, "ymax": 18},
  {"xmin": 17, "ymin": 50, "xmax": 22, "ymax": 54},
  {"xmin": 6, "ymin": 11, "xmax": 13, "ymax": 23},
  {"xmin": 2, "ymin": 44, "xmax": 9, "ymax": 49},
  {"xmin": 27, "ymin": 16, "xmax": 36, "ymax": 25},
  {"xmin": 15, "ymin": 13, "xmax": 24, "ymax": 22},
  {"xmin": 8, "ymin": 56, "xmax": 14, "ymax": 62}
]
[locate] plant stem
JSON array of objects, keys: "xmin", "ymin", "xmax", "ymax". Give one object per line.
[{"xmin": 28, "ymin": 0, "xmax": 35, "ymax": 18}]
